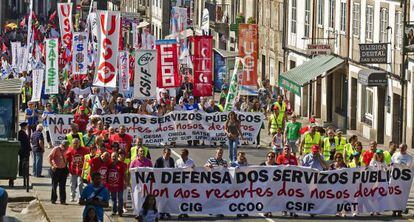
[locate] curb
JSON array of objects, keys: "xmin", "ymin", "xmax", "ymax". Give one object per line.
[{"xmin": 33, "ymin": 189, "xmax": 51, "ymax": 222}]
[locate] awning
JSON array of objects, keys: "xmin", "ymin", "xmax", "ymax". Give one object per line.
[
  {"xmin": 213, "ymin": 48, "xmax": 238, "ymax": 58},
  {"xmin": 279, "ymin": 55, "xmax": 344, "ymax": 96},
  {"xmin": 0, "ymin": 79, "xmax": 23, "ymax": 94},
  {"xmin": 358, "ymin": 69, "xmax": 387, "ymax": 87}
]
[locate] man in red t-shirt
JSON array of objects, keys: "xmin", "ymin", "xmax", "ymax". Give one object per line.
[
  {"xmin": 74, "ymin": 106, "xmax": 89, "ymax": 133},
  {"xmin": 89, "ymin": 152, "xmax": 111, "ymax": 184},
  {"xmin": 362, "ymin": 141, "xmax": 377, "ymax": 166},
  {"xmin": 110, "ymin": 125, "xmax": 133, "ymax": 157},
  {"xmin": 276, "ymin": 145, "xmax": 298, "ymax": 165},
  {"xmin": 65, "ymin": 138, "xmax": 89, "ymax": 202},
  {"xmin": 107, "ymin": 152, "xmax": 127, "ymax": 216}
]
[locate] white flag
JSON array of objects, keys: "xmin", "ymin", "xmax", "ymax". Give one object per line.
[
  {"xmin": 31, "ymin": 69, "xmax": 44, "ymax": 102},
  {"xmin": 45, "ymin": 39, "xmax": 59, "ymax": 94},
  {"xmin": 118, "ymin": 51, "xmax": 130, "ymax": 92},
  {"xmin": 134, "ymin": 50, "xmax": 157, "ymax": 99},
  {"xmin": 11, "ymin": 42, "xmax": 21, "ymax": 68},
  {"xmin": 93, "ymin": 11, "xmax": 121, "ymax": 88},
  {"xmin": 57, "ymin": 3, "xmax": 73, "ymax": 49},
  {"xmin": 72, "ymin": 32, "xmax": 89, "ymax": 75}
]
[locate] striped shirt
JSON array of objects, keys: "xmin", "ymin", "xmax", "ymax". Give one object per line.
[{"xmin": 206, "ymin": 157, "xmax": 228, "ymax": 167}]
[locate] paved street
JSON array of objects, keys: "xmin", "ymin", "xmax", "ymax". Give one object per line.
[{"xmin": 2, "ymin": 117, "xmax": 414, "ymax": 221}]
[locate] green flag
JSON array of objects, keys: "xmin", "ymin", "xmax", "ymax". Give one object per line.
[{"xmin": 224, "ymin": 58, "xmax": 242, "ymax": 111}]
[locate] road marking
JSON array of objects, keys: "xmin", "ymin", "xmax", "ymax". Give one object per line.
[{"xmin": 258, "ymin": 213, "xmax": 277, "ymax": 222}]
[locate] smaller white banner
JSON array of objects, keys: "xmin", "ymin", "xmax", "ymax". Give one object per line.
[
  {"xmin": 31, "ymin": 69, "xmax": 44, "ymax": 102},
  {"xmin": 118, "ymin": 51, "xmax": 130, "ymax": 92},
  {"xmin": 72, "ymin": 32, "xmax": 89, "ymax": 75},
  {"xmin": 134, "ymin": 50, "xmax": 157, "ymax": 99}
]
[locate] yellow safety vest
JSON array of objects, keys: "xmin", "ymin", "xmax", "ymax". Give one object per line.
[
  {"xmin": 323, "ymin": 137, "xmax": 337, "ymax": 160},
  {"xmin": 334, "ymin": 136, "xmax": 346, "ymax": 155},
  {"xmin": 269, "ymin": 114, "xmax": 283, "ymax": 134},
  {"xmin": 273, "ymin": 101, "xmax": 287, "ymax": 113},
  {"xmin": 344, "ymin": 143, "xmax": 355, "ymax": 163},
  {"xmin": 66, "ymin": 132, "xmax": 85, "ymax": 147},
  {"xmin": 348, "ymin": 157, "xmax": 365, "ymax": 168},
  {"xmin": 217, "ymin": 104, "xmax": 224, "ymax": 112},
  {"xmin": 303, "ymin": 132, "xmax": 321, "ymax": 155},
  {"xmin": 82, "ymin": 154, "xmax": 95, "ymax": 180},
  {"xmin": 21, "ymin": 87, "xmax": 32, "ymax": 104}
]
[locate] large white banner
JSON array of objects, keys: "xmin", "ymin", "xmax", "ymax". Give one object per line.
[
  {"xmin": 131, "ymin": 166, "xmax": 414, "ymax": 215},
  {"xmin": 134, "ymin": 50, "xmax": 156, "ymax": 99},
  {"xmin": 45, "ymin": 39, "xmax": 59, "ymax": 94},
  {"xmin": 118, "ymin": 51, "xmax": 130, "ymax": 92},
  {"xmin": 93, "ymin": 10, "xmax": 121, "ymax": 88},
  {"xmin": 47, "ymin": 111, "xmax": 263, "ymax": 146},
  {"xmin": 72, "ymin": 32, "xmax": 89, "ymax": 75},
  {"xmin": 201, "ymin": 8, "xmax": 210, "ymax": 35},
  {"xmin": 57, "ymin": 3, "xmax": 73, "ymax": 49},
  {"xmin": 11, "ymin": 42, "xmax": 21, "ymax": 68},
  {"xmin": 31, "ymin": 69, "xmax": 44, "ymax": 102}
]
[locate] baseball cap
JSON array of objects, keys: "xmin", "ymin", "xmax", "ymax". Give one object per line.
[
  {"xmin": 19, "ymin": 122, "xmax": 28, "ymax": 127},
  {"xmin": 189, "ymin": 96, "xmax": 194, "ymax": 99},
  {"xmin": 126, "ymin": 98, "xmax": 132, "ymax": 103},
  {"xmin": 375, "ymin": 149, "xmax": 384, "ymax": 154},
  {"xmin": 79, "ymin": 95, "xmax": 84, "ymax": 99},
  {"xmin": 311, "ymin": 145, "xmax": 320, "ymax": 152}
]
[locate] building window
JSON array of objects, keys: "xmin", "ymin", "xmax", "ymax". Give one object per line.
[
  {"xmin": 317, "ymin": 0, "xmax": 324, "ymax": 26},
  {"xmin": 304, "ymin": 0, "xmax": 311, "ymax": 37},
  {"xmin": 340, "ymin": 2, "xmax": 346, "ymax": 32},
  {"xmin": 364, "ymin": 87, "xmax": 374, "ymax": 121},
  {"xmin": 396, "ymin": 11, "xmax": 403, "ymax": 48},
  {"xmin": 329, "ymin": 0, "xmax": 335, "ymax": 29},
  {"xmin": 291, "ymin": 0, "xmax": 297, "ymax": 34},
  {"xmin": 352, "ymin": 3, "xmax": 360, "ymax": 37},
  {"xmin": 379, "ymin": 8, "xmax": 389, "ymax": 43},
  {"xmin": 365, "ymin": 5, "xmax": 373, "ymax": 41}
]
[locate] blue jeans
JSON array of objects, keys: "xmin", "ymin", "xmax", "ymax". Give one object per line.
[
  {"xmin": 33, "ymin": 152, "xmax": 43, "ymax": 177},
  {"xmin": 228, "ymin": 138, "xmax": 239, "ymax": 163},
  {"xmin": 111, "ymin": 191, "xmax": 124, "ymax": 214}
]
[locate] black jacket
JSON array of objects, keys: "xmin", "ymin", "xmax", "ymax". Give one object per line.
[
  {"xmin": 18, "ymin": 130, "xmax": 31, "ymax": 157},
  {"xmin": 154, "ymin": 157, "xmax": 175, "ymax": 168}
]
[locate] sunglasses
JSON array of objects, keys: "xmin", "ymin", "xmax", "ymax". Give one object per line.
[{"xmin": 267, "ymin": 155, "xmax": 275, "ymax": 158}]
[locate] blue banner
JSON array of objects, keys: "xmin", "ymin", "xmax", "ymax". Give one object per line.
[{"xmin": 214, "ymin": 51, "xmax": 227, "ymax": 92}]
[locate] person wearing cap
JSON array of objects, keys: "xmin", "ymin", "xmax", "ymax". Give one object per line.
[
  {"xmin": 284, "ymin": 113, "xmax": 302, "ymax": 155},
  {"xmin": 300, "ymin": 124, "xmax": 322, "ymax": 156},
  {"xmin": 83, "ymin": 127, "xmax": 96, "ymax": 148},
  {"xmin": 49, "ymin": 140, "xmax": 70, "ymax": 204},
  {"xmin": 219, "ymin": 84, "xmax": 229, "ymax": 101},
  {"xmin": 18, "ymin": 122, "xmax": 31, "ymax": 184},
  {"xmin": 348, "ymin": 151, "xmax": 365, "ymax": 168},
  {"xmin": 302, "ymin": 145, "xmax": 329, "ymax": 171},
  {"xmin": 362, "ymin": 141, "xmax": 377, "ymax": 166},
  {"xmin": 122, "ymin": 98, "xmax": 135, "ymax": 113},
  {"xmin": 65, "ymin": 123, "xmax": 85, "ymax": 147}
]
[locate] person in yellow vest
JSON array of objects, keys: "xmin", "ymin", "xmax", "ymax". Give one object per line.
[
  {"xmin": 343, "ymin": 135, "xmax": 358, "ymax": 164},
  {"xmin": 273, "ymin": 95, "xmax": 287, "ymax": 125},
  {"xmin": 300, "ymin": 124, "xmax": 321, "ymax": 156},
  {"xmin": 348, "ymin": 151, "xmax": 365, "ymax": 168},
  {"xmin": 128, "ymin": 138, "xmax": 151, "ymax": 164},
  {"xmin": 21, "ymin": 82, "xmax": 32, "ymax": 111},
  {"xmin": 65, "ymin": 123, "xmax": 85, "ymax": 147},
  {"xmin": 268, "ymin": 107, "xmax": 284, "ymax": 138},
  {"xmin": 217, "ymin": 97, "xmax": 226, "ymax": 112},
  {"xmin": 334, "ymin": 130, "xmax": 347, "ymax": 156},
  {"xmin": 81, "ymin": 146, "xmax": 98, "ymax": 183},
  {"xmin": 322, "ymin": 129, "xmax": 337, "ymax": 161}
]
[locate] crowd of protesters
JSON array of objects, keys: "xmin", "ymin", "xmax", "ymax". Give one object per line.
[{"xmin": 4, "ymin": 12, "xmax": 413, "ymax": 222}]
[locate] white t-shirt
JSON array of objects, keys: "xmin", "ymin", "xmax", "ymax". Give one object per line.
[
  {"xmin": 175, "ymin": 158, "xmax": 195, "ymax": 168},
  {"xmin": 391, "ymin": 152, "xmax": 413, "ymax": 167}
]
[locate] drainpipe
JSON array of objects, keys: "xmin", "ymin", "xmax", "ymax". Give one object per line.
[
  {"xmin": 401, "ymin": 0, "xmax": 408, "ymax": 144},
  {"xmin": 344, "ymin": 0, "xmax": 351, "ymax": 133},
  {"xmin": 282, "ymin": 0, "xmax": 287, "ymax": 72}
]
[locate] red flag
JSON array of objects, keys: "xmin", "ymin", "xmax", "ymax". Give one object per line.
[
  {"xmin": 156, "ymin": 39, "xmax": 180, "ymax": 88},
  {"xmin": 191, "ymin": 36, "xmax": 213, "ymax": 97},
  {"xmin": 20, "ymin": 17, "xmax": 26, "ymax": 27},
  {"xmin": 49, "ymin": 10, "xmax": 57, "ymax": 23},
  {"xmin": 2, "ymin": 43, "xmax": 8, "ymax": 52}
]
